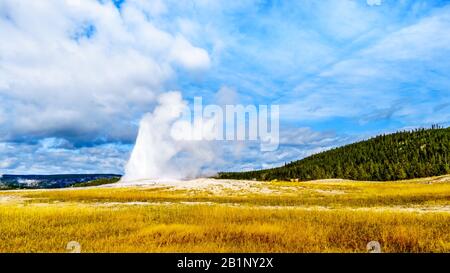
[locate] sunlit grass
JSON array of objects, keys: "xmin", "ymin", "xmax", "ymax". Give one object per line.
[
  {"xmin": 0, "ymin": 175, "xmax": 449, "ymax": 253},
  {"xmin": 0, "ymin": 205, "xmax": 449, "ymax": 253},
  {"xmin": 12, "ymin": 178, "xmax": 450, "ymax": 208}
]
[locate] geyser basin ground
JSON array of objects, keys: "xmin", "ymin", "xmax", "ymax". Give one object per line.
[
  {"xmin": 1, "ymin": 176, "xmax": 450, "ymax": 252},
  {"xmin": 111, "ymin": 178, "xmax": 274, "ymax": 193}
]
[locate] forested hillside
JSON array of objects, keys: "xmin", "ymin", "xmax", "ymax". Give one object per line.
[{"xmin": 218, "ymin": 126, "xmax": 450, "ymax": 181}]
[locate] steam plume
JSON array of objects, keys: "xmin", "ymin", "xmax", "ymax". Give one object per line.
[{"xmin": 121, "ymin": 92, "xmax": 216, "ymax": 182}]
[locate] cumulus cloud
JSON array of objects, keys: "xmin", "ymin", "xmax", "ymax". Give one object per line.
[
  {"xmin": 170, "ymin": 35, "xmax": 211, "ymax": 71},
  {"xmin": 0, "ymin": 139, "xmax": 130, "ymax": 174},
  {"xmin": 0, "ymin": 0, "xmax": 210, "ymax": 143},
  {"xmin": 1, "ymin": 0, "xmax": 450, "ymax": 175}
]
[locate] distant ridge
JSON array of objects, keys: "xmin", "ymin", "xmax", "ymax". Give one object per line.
[
  {"xmin": 218, "ymin": 126, "xmax": 450, "ymax": 181},
  {"xmin": 0, "ymin": 174, "xmax": 121, "ymax": 189}
]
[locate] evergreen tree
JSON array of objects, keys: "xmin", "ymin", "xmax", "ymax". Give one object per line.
[{"xmin": 218, "ymin": 126, "xmax": 450, "ymax": 182}]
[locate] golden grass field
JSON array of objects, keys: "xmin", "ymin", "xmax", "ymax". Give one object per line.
[{"xmin": 1, "ymin": 175, "xmax": 450, "ymax": 253}]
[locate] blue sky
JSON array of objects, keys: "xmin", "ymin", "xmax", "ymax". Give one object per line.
[{"xmin": 1, "ymin": 0, "xmax": 450, "ymax": 174}]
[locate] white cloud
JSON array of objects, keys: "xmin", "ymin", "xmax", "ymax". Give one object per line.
[
  {"xmin": 0, "ymin": 0, "xmax": 210, "ymax": 143},
  {"xmin": 1, "ymin": 0, "xmax": 449, "ymax": 175},
  {"xmin": 0, "ymin": 139, "xmax": 130, "ymax": 174},
  {"xmin": 169, "ymin": 35, "xmax": 211, "ymax": 71},
  {"xmin": 363, "ymin": 8, "xmax": 450, "ymax": 61},
  {"xmin": 366, "ymin": 0, "xmax": 382, "ymax": 7},
  {"xmin": 215, "ymin": 127, "xmax": 353, "ymax": 172},
  {"xmin": 0, "ymin": 158, "xmax": 14, "ymax": 169},
  {"xmin": 317, "ymin": 0, "xmax": 380, "ymax": 40},
  {"xmin": 281, "ymin": 5, "xmax": 450, "ymax": 123}
]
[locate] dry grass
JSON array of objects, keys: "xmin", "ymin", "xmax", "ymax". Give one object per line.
[{"xmin": 0, "ymin": 175, "xmax": 449, "ymax": 253}]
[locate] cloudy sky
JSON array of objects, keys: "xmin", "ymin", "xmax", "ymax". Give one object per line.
[{"xmin": 1, "ymin": 0, "xmax": 450, "ymax": 175}]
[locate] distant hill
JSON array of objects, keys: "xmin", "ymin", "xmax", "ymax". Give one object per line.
[
  {"xmin": 0, "ymin": 174, "xmax": 121, "ymax": 189},
  {"xmin": 218, "ymin": 126, "xmax": 450, "ymax": 181}
]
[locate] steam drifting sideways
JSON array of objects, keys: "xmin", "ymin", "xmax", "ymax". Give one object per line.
[
  {"xmin": 121, "ymin": 91, "xmax": 279, "ymax": 183},
  {"xmin": 122, "ymin": 92, "xmax": 215, "ymax": 182}
]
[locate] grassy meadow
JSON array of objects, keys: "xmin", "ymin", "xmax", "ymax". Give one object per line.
[{"xmin": 0, "ymin": 176, "xmax": 450, "ymax": 253}]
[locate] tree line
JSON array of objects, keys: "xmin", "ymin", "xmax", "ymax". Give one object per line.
[{"xmin": 218, "ymin": 126, "xmax": 450, "ymax": 181}]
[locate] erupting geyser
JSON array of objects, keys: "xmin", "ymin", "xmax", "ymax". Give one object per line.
[{"xmin": 120, "ymin": 92, "xmax": 216, "ymax": 183}]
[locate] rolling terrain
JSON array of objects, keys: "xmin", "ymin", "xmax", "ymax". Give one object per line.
[{"xmin": 1, "ymin": 175, "xmax": 449, "ymax": 252}]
